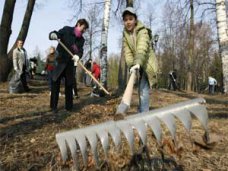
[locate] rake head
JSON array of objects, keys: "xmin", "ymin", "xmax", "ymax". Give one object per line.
[{"xmin": 56, "ymin": 98, "xmax": 209, "ymax": 169}]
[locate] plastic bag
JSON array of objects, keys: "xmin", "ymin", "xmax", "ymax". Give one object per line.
[{"xmin": 8, "ymin": 72, "xmax": 24, "ymax": 93}]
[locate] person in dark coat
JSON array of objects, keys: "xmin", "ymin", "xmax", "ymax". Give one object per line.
[
  {"xmin": 168, "ymin": 69, "xmax": 178, "ymax": 91},
  {"xmin": 49, "ymin": 18, "xmax": 89, "ymax": 113}
]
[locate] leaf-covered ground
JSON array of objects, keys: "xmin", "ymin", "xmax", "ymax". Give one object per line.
[{"xmin": 0, "ymin": 79, "xmax": 228, "ymax": 171}]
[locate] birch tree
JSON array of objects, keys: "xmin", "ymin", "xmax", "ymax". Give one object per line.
[
  {"xmin": 100, "ymin": 0, "xmax": 112, "ymax": 88},
  {"xmin": 216, "ymin": 0, "xmax": 228, "ymax": 93}
]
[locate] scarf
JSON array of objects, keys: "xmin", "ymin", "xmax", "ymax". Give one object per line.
[{"xmin": 74, "ymin": 27, "xmax": 82, "ymax": 38}]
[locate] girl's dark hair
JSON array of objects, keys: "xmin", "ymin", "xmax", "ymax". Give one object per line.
[
  {"xmin": 122, "ymin": 11, "xmax": 137, "ymax": 20},
  {"xmin": 76, "ymin": 19, "xmax": 89, "ymax": 29}
]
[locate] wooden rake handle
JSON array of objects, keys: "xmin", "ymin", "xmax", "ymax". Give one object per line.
[{"xmin": 57, "ymin": 39, "xmax": 110, "ymax": 95}]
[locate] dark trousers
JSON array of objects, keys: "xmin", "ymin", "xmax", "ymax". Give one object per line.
[
  {"xmin": 72, "ymin": 66, "xmax": 78, "ymax": 96},
  {"xmin": 21, "ymin": 65, "xmax": 29, "ymax": 91},
  {"xmin": 168, "ymin": 79, "xmax": 177, "ymax": 91},
  {"xmin": 47, "ymin": 70, "xmax": 54, "ymax": 91},
  {"xmin": 50, "ymin": 69, "xmax": 73, "ymax": 110},
  {"xmin": 209, "ymin": 85, "xmax": 215, "ymax": 94}
]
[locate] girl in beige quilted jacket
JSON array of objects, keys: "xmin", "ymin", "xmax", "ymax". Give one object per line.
[{"xmin": 122, "ymin": 7, "xmax": 158, "ymax": 112}]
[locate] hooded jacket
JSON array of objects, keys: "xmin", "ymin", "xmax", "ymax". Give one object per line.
[{"xmin": 123, "ymin": 21, "xmax": 158, "ymax": 87}]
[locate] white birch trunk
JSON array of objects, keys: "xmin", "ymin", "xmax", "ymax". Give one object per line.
[
  {"xmin": 216, "ymin": 0, "xmax": 228, "ymax": 93},
  {"xmin": 100, "ymin": 0, "xmax": 112, "ymax": 88}
]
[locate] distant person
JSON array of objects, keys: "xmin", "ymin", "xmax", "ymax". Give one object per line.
[
  {"xmin": 45, "ymin": 46, "xmax": 57, "ymax": 92},
  {"xmin": 168, "ymin": 69, "xmax": 178, "ymax": 91},
  {"xmin": 29, "ymin": 57, "xmax": 37, "ymax": 79},
  {"xmin": 49, "ymin": 18, "xmax": 89, "ymax": 113},
  {"xmin": 208, "ymin": 76, "xmax": 217, "ymax": 94},
  {"xmin": 84, "ymin": 58, "xmax": 92, "ymax": 86},
  {"xmin": 12, "ymin": 39, "xmax": 30, "ymax": 92},
  {"xmin": 122, "ymin": 7, "xmax": 158, "ymax": 113},
  {"xmin": 91, "ymin": 61, "xmax": 101, "ymax": 89}
]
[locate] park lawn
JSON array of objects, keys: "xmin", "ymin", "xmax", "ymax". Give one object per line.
[{"xmin": 0, "ymin": 80, "xmax": 228, "ymax": 171}]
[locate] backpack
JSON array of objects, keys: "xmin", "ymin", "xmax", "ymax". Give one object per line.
[{"xmin": 146, "ymin": 28, "xmax": 155, "ymax": 49}]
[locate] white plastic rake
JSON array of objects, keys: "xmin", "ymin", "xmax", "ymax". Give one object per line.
[{"xmin": 56, "ymin": 98, "xmax": 209, "ymax": 169}]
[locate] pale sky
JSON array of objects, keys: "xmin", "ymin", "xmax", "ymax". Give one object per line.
[{"xmin": 0, "ymin": 0, "xmax": 164, "ymax": 59}]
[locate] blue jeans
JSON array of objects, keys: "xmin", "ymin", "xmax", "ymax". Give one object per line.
[{"xmin": 138, "ymin": 72, "xmax": 150, "ymax": 113}]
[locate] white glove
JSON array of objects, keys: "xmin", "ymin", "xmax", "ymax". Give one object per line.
[
  {"xmin": 50, "ymin": 32, "xmax": 58, "ymax": 40},
  {"xmin": 72, "ymin": 55, "xmax": 79, "ymax": 66},
  {"xmin": 130, "ymin": 64, "xmax": 140, "ymax": 74}
]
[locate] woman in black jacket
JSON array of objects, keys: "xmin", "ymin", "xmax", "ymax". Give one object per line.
[{"xmin": 49, "ymin": 19, "xmax": 89, "ymax": 113}]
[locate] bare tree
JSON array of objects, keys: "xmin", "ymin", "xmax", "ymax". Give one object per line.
[
  {"xmin": 8, "ymin": 0, "xmax": 36, "ymax": 55},
  {"xmin": 0, "ymin": 0, "xmax": 16, "ymax": 81},
  {"xmin": 0, "ymin": 0, "xmax": 36, "ymax": 82},
  {"xmin": 108, "ymin": 53, "xmax": 120, "ymax": 88},
  {"xmin": 158, "ymin": 0, "xmax": 216, "ymax": 91},
  {"xmin": 84, "ymin": 4, "xmax": 103, "ymax": 61},
  {"xmin": 186, "ymin": 0, "xmax": 194, "ymax": 91}
]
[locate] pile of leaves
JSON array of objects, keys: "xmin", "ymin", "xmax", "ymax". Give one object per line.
[{"xmin": 0, "ymin": 79, "xmax": 228, "ymax": 171}]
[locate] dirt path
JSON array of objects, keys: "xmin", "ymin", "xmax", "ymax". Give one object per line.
[{"xmin": 0, "ymin": 80, "xmax": 228, "ymax": 170}]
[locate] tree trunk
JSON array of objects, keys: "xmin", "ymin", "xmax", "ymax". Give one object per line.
[
  {"xmin": 118, "ymin": 47, "xmax": 128, "ymax": 91},
  {"xmin": 0, "ymin": 0, "xmax": 16, "ymax": 82},
  {"xmin": 187, "ymin": 0, "xmax": 194, "ymax": 91},
  {"xmin": 8, "ymin": 0, "xmax": 36, "ymax": 56},
  {"xmin": 100, "ymin": 0, "xmax": 112, "ymax": 88},
  {"xmin": 216, "ymin": 0, "xmax": 228, "ymax": 93},
  {"xmin": 5, "ymin": 0, "xmax": 36, "ymax": 82}
]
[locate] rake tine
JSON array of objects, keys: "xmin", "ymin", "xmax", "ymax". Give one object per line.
[
  {"xmin": 128, "ymin": 119, "xmax": 147, "ymax": 145},
  {"xmin": 187, "ymin": 105, "xmax": 208, "ymax": 130},
  {"xmin": 84, "ymin": 130, "xmax": 99, "ymax": 167},
  {"xmin": 56, "ymin": 132, "xmax": 74, "ymax": 162},
  {"xmin": 95, "ymin": 123, "xmax": 110, "ymax": 159},
  {"xmin": 65, "ymin": 136, "xmax": 79, "ymax": 170},
  {"xmin": 106, "ymin": 122, "xmax": 121, "ymax": 148},
  {"xmin": 144, "ymin": 116, "xmax": 162, "ymax": 144},
  {"xmin": 173, "ymin": 109, "xmax": 192, "ymax": 132},
  {"xmin": 74, "ymin": 132, "xmax": 88, "ymax": 166},
  {"xmin": 157, "ymin": 114, "xmax": 176, "ymax": 139},
  {"xmin": 116, "ymin": 120, "xmax": 135, "ymax": 154}
]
